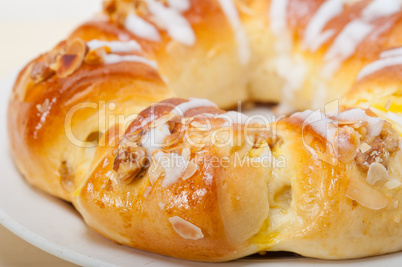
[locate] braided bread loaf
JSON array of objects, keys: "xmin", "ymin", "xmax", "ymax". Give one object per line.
[{"xmin": 7, "ymin": 0, "xmax": 402, "ymax": 262}]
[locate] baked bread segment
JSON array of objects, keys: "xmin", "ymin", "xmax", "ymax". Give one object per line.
[
  {"xmin": 6, "ymin": 0, "xmax": 402, "ymax": 262},
  {"xmin": 73, "ymin": 98, "xmax": 270, "ymax": 261},
  {"xmin": 71, "ymin": 98, "xmax": 402, "ymax": 261},
  {"xmin": 7, "ymin": 38, "xmax": 170, "ymax": 201}
]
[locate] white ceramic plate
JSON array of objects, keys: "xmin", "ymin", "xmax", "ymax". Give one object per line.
[{"xmin": 0, "ymin": 73, "xmax": 400, "ymax": 267}]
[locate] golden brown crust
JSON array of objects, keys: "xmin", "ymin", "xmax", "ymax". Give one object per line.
[{"xmin": 7, "ymin": 0, "xmax": 402, "ymax": 262}]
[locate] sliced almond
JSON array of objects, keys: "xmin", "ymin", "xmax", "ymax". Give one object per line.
[
  {"xmin": 392, "ymin": 150, "xmax": 402, "ymax": 174},
  {"xmin": 148, "ymin": 157, "xmax": 165, "ymax": 185},
  {"xmin": 85, "ymin": 46, "xmax": 110, "ymax": 65},
  {"xmin": 191, "ymin": 121, "xmax": 211, "ymax": 131},
  {"xmin": 346, "ymin": 178, "xmax": 387, "ymax": 210},
  {"xmin": 168, "ymin": 216, "xmax": 204, "ymax": 240},
  {"xmin": 385, "ymin": 179, "xmax": 401, "ymax": 190},
  {"xmin": 181, "ymin": 161, "xmax": 197, "ymax": 180},
  {"xmin": 150, "ymin": 112, "xmax": 179, "ymax": 128},
  {"xmin": 144, "ymin": 186, "xmax": 152, "ymax": 198},
  {"xmin": 337, "ymin": 119, "xmax": 360, "ymax": 125},
  {"xmin": 366, "ymin": 162, "xmax": 389, "ymax": 185},
  {"xmin": 384, "ymin": 101, "xmax": 391, "ymax": 111},
  {"xmin": 113, "ymin": 147, "xmax": 147, "ymax": 185},
  {"xmin": 56, "ymin": 39, "xmax": 87, "ymax": 78},
  {"xmin": 47, "ymin": 41, "xmax": 67, "ymax": 71},
  {"xmin": 359, "ymin": 142, "xmax": 371, "ymax": 153},
  {"xmin": 181, "ymin": 147, "xmax": 191, "ymax": 161},
  {"xmin": 337, "ymin": 126, "xmax": 360, "ymax": 163},
  {"xmin": 30, "ymin": 61, "xmax": 55, "ymax": 83}
]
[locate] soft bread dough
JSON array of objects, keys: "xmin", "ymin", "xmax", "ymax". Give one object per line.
[{"xmin": 7, "ymin": 0, "xmax": 402, "ymax": 262}]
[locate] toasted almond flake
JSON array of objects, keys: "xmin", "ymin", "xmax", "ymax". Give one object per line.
[
  {"xmin": 395, "ymin": 215, "xmax": 401, "ymax": 223},
  {"xmin": 346, "ymin": 178, "xmax": 387, "ymax": 210},
  {"xmin": 384, "ymin": 101, "xmax": 391, "ymax": 111},
  {"xmin": 56, "ymin": 39, "xmax": 86, "ymax": 78},
  {"xmin": 186, "ymin": 133, "xmax": 204, "ymax": 148},
  {"xmin": 150, "ymin": 113, "xmax": 179, "ymax": 128},
  {"xmin": 337, "ymin": 119, "xmax": 360, "ymax": 125},
  {"xmin": 366, "ymin": 162, "xmax": 389, "ymax": 185},
  {"xmin": 105, "ymin": 170, "xmax": 118, "ymax": 190},
  {"xmin": 144, "ymin": 186, "xmax": 152, "ymax": 198},
  {"xmin": 360, "ymin": 142, "xmax": 371, "ymax": 153},
  {"xmin": 113, "ymin": 147, "xmax": 147, "ymax": 185},
  {"xmin": 182, "ymin": 147, "xmax": 191, "ymax": 161},
  {"xmin": 191, "ymin": 121, "xmax": 210, "ymax": 131},
  {"xmin": 85, "ymin": 46, "xmax": 110, "ymax": 65},
  {"xmin": 148, "ymin": 158, "xmax": 165, "ymax": 185},
  {"xmin": 158, "ymin": 202, "xmax": 166, "ymax": 210},
  {"xmin": 168, "ymin": 216, "xmax": 204, "ymax": 240},
  {"xmin": 30, "ymin": 61, "xmax": 55, "ymax": 83},
  {"xmin": 181, "ymin": 117, "xmax": 189, "ymax": 124},
  {"xmin": 385, "ymin": 179, "xmax": 401, "ymax": 190},
  {"xmin": 394, "ymin": 200, "xmax": 399, "ymax": 208},
  {"xmin": 337, "ymin": 127, "xmax": 360, "ymax": 163},
  {"xmin": 181, "ymin": 161, "xmax": 198, "ymax": 180},
  {"xmin": 393, "ymin": 150, "xmax": 402, "ymax": 174}
]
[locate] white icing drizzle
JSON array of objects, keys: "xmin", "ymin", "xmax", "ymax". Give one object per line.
[
  {"xmin": 146, "ymin": 0, "xmax": 196, "ymax": 46},
  {"xmin": 269, "ymin": 0, "xmax": 289, "ymax": 35},
  {"xmin": 102, "ymin": 54, "xmax": 158, "ymax": 69},
  {"xmin": 357, "ymin": 55, "xmax": 402, "ymax": 80},
  {"xmin": 141, "ymin": 123, "xmax": 171, "ymax": 158},
  {"xmin": 380, "ymin": 47, "xmax": 402, "ymax": 58},
  {"xmin": 87, "ymin": 40, "xmax": 141, "ymax": 52},
  {"xmin": 292, "ymin": 108, "xmax": 384, "ymax": 141},
  {"xmin": 214, "ymin": 111, "xmax": 249, "ymax": 127},
  {"xmin": 217, "ymin": 0, "xmax": 251, "ymax": 64},
  {"xmin": 168, "ymin": 0, "xmax": 190, "ymax": 12},
  {"xmin": 337, "ymin": 109, "xmax": 384, "ymax": 136},
  {"xmin": 323, "ymin": 20, "xmax": 374, "ymax": 78},
  {"xmin": 125, "ymin": 13, "xmax": 161, "ymax": 42},
  {"xmin": 142, "ymin": 98, "xmax": 216, "ymax": 161},
  {"xmin": 154, "ymin": 152, "xmax": 189, "ymax": 187},
  {"xmin": 361, "ymin": 0, "xmax": 402, "ymax": 21},
  {"xmin": 323, "ymin": 0, "xmax": 402, "ymax": 78},
  {"xmin": 291, "ymin": 110, "xmax": 337, "ymax": 142},
  {"xmin": 171, "ymin": 98, "xmax": 218, "ymax": 116},
  {"xmin": 357, "ymin": 46, "xmax": 402, "ymax": 80},
  {"xmin": 168, "ymin": 216, "xmax": 204, "ymax": 240},
  {"xmin": 303, "ymin": 0, "xmax": 344, "ymax": 52}
]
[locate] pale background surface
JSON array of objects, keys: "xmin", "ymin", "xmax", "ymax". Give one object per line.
[{"xmin": 0, "ymin": 1, "xmax": 101, "ymax": 266}]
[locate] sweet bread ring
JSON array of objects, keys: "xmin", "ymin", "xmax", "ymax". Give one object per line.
[{"xmin": 7, "ymin": 0, "xmax": 402, "ymax": 262}]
